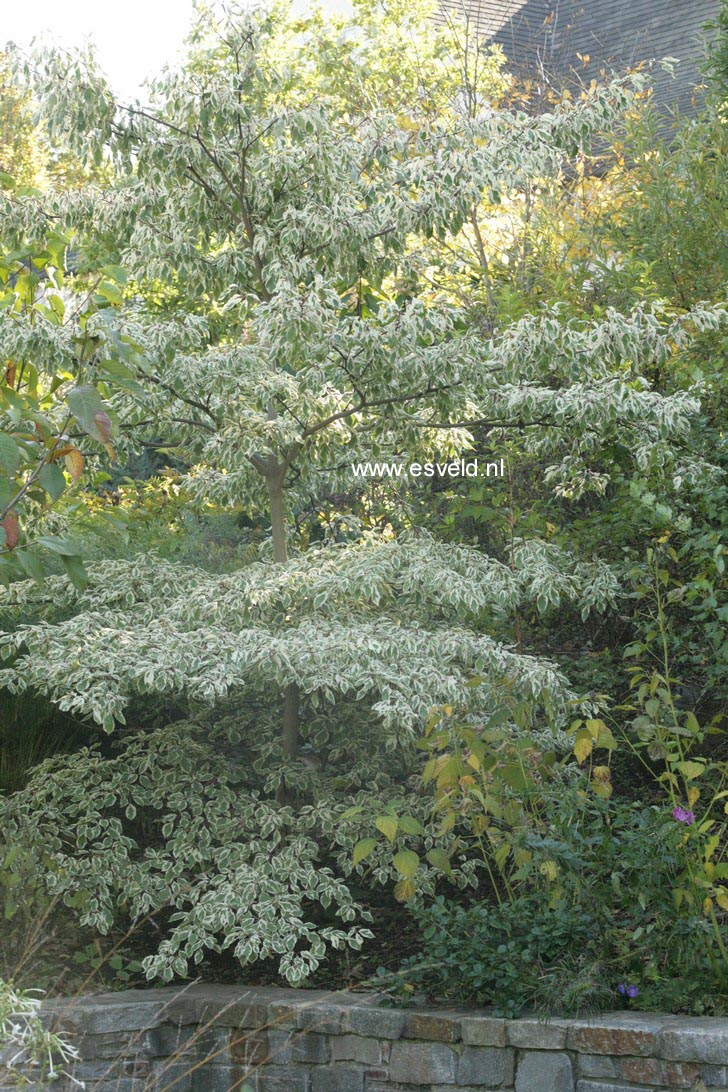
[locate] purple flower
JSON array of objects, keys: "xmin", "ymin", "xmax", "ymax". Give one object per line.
[
  {"xmin": 672, "ymin": 806, "xmax": 695, "ymax": 825},
  {"xmin": 618, "ymin": 983, "xmax": 638, "ymax": 999}
]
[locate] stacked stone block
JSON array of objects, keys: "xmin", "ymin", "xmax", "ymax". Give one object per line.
[{"xmin": 1, "ymin": 985, "xmax": 728, "ymax": 1091}]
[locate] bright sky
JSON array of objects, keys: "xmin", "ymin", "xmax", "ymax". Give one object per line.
[{"xmin": 2, "ymin": 0, "xmax": 352, "ymax": 102}]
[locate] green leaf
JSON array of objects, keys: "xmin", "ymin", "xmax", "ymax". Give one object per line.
[
  {"xmin": 36, "ymin": 535, "xmax": 81, "ymax": 556},
  {"xmin": 38, "ymin": 461, "xmax": 66, "ymax": 502},
  {"xmin": 0, "ymin": 433, "xmax": 20, "ymax": 476},
  {"xmin": 102, "ymin": 264, "xmax": 128, "ymax": 285},
  {"xmin": 426, "ymin": 848, "xmax": 453, "ymax": 876},
  {"xmin": 374, "ymin": 815, "xmax": 398, "ymax": 843},
  {"xmin": 500, "ymin": 764, "xmax": 530, "ymax": 790},
  {"xmin": 397, "ymin": 815, "xmax": 426, "ymax": 835},
  {"xmin": 68, "ymin": 383, "xmax": 103, "ymax": 424},
  {"xmin": 338, "ymin": 805, "xmax": 363, "ymax": 821},
  {"xmin": 60, "ymin": 553, "xmax": 88, "ymax": 592},
  {"xmin": 1, "ymin": 387, "xmax": 24, "ymax": 411},
  {"xmin": 352, "ymin": 838, "xmax": 377, "ymax": 866},
  {"xmin": 97, "ymin": 280, "xmax": 123, "ymax": 305},
  {"xmin": 16, "ymin": 549, "xmax": 45, "ymax": 584},
  {"xmin": 595, "ymin": 725, "xmax": 617, "ymax": 751},
  {"xmin": 97, "ymin": 358, "xmax": 143, "ymax": 392},
  {"xmin": 68, "ymin": 384, "xmax": 111, "ymax": 441},
  {"xmin": 393, "ymin": 849, "xmax": 419, "ymax": 879},
  {"xmin": 676, "ymin": 760, "xmax": 706, "ymax": 780}
]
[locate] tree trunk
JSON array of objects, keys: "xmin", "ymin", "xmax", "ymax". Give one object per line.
[
  {"xmin": 267, "ymin": 469, "xmax": 290, "ymax": 566},
  {"xmin": 266, "ymin": 467, "xmax": 301, "ymax": 800}
]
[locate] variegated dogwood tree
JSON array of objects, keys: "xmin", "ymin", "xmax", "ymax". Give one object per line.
[{"xmin": 0, "ymin": 3, "xmax": 725, "ymax": 982}]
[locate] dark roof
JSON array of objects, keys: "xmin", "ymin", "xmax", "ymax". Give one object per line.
[{"xmin": 437, "ymin": 0, "xmax": 720, "ymax": 116}]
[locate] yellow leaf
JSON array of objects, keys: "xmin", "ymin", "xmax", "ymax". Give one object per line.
[
  {"xmin": 585, "ymin": 718, "xmax": 606, "ymax": 739},
  {"xmin": 422, "ymin": 757, "xmax": 437, "ymax": 784},
  {"xmin": 705, "ymin": 834, "xmax": 720, "ymax": 863},
  {"xmin": 395, "ymin": 114, "xmax": 419, "ymax": 132},
  {"xmin": 513, "ymin": 848, "xmax": 532, "ymax": 868},
  {"xmin": 717, "ymin": 890, "xmax": 728, "ymax": 912},
  {"xmin": 64, "ymin": 448, "xmax": 84, "ymax": 482},
  {"xmin": 539, "ymin": 860, "xmax": 558, "ymax": 882},
  {"xmin": 688, "ymin": 787, "xmax": 700, "ymax": 808},
  {"xmin": 494, "ymin": 843, "xmax": 510, "ymax": 871},
  {"xmin": 374, "ymin": 815, "xmax": 398, "ymax": 843},
  {"xmin": 436, "ymin": 754, "xmax": 461, "ymax": 789},
  {"xmin": 424, "ymin": 711, "xmax": 440, "ymax": 734},
  {"xmin": 574, "ymin": 729, "xmax": 593, "ymax": 764},
  {"xmin": 677, "ymin": 760, "xmax": 706, "ymax": 781},
  {"xmin": 393, "ymin": 849, "xmax": 420, "ymax": 880},
  {"xmin": 591, "ymin": 765, "xmax": 613, "ymax": 798},
  {"xmin": 394, "ymin": 878, "xmax": 416, "ymax": 902},
  {"xmin": 352, "ymin": 838, "xmax": 377, "ymax": 866},
  {"xmin": 703, "ymin": 897, "xmax": 714, "ymax": 916}
]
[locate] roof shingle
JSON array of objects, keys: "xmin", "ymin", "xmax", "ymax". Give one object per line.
[{"xmin": 436, "ymin": 0, "xmax": 720, "ymax": 115}]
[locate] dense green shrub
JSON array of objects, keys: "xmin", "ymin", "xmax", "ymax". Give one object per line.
[
  {"xmin": 406, "ymin": 893, "xmax": 600, "ymax": 1018},
  {"xmin": 401, "ymin": 796, "xmax": 727, "ymax": 1016}
]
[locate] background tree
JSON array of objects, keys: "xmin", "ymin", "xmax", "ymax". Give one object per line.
[
  {"xmin": 0, "ymin": 171, "xmax": 133, "ymax": 586},
  {"xmin": 0, "ymin": 50, "xmax": 44, "ymax": 186}
]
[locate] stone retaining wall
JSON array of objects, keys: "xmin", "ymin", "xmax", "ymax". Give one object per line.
[{"xmin": 4, "ymin": 985, "xmax": 728, "ymax": 1091}]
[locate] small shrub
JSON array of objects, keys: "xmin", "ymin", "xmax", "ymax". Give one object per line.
[
  {"xmin": 404, "ymin": 892, "xmax": 600, "ymax": 1018},
  {"xmin": 402, "ymin": 794, "xmax": 728, "ymax": 1016},
  {"xmin": 0, "ymin": 978, "xmax": 81, "ymax": 1086}
]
